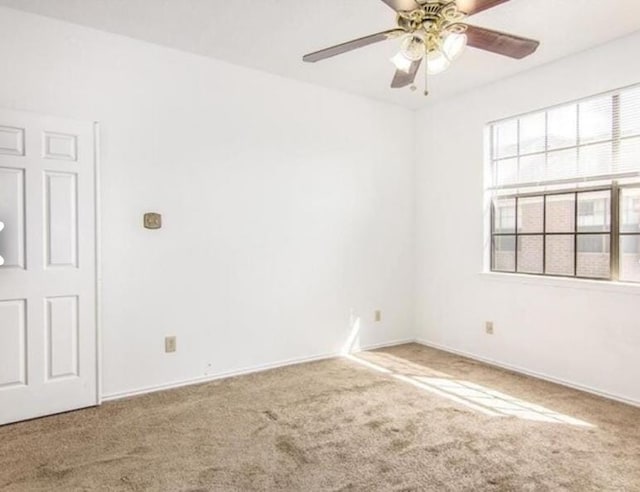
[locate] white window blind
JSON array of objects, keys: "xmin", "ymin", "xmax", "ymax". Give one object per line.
[{"xmin": 489, "ymin": 84, "xmax": 640, "ymax": 191}]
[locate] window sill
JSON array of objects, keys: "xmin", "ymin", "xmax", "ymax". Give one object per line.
[{"xmin": 478, "ymin": 271, "xmax": 640, "ymax": 295}]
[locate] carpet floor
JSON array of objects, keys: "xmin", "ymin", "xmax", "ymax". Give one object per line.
[{"xmin": 0, "ymin": 344, "xmax": 639, "ymax": 491}]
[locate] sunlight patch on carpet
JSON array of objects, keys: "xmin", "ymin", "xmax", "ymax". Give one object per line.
[{"xmin": 347, "ymin": 352, "xmax": 594, "ymax": 427}]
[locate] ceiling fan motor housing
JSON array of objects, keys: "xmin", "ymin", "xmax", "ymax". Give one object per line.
[{"xmin": 396, "ymin": 1, "xmax": 468, "ymax": 53}]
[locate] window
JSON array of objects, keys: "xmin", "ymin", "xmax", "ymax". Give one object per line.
[
  {"xmin": 488, "ymin": 84, "xmax": 640, "ymax": 282},
  {"xmin": 620, "ymin": 188, "xmax": 640, "ymax": 282},
  {"xmin": 492, "ymin": 189, "xmax": 612, "ymax": 279}
]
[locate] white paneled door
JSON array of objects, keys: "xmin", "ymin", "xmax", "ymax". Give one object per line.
[{"xmin": 0, "ymin": 109, "xmax": 97, "ymax": 425}]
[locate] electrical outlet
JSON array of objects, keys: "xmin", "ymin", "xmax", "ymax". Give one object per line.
[
  {"xmin": 165, "ymin": 336, "xmax": 177, "ymax": 353},
  {"xmin": 375, "ymin": 310, "xmax": 382, "ymax": 322},
  {"xmin": 485, "ymin": 321, "xmax": 494, "ymax": 335}
]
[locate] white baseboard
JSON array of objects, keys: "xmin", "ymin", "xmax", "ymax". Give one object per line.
[
  {"xmin": 102, "ymin": 337, "xmax": 639, "ymax": 409},
  {"xmin": 101, "ymin": 337, "xmax": 416, "ymax": 402},
  {"xmin": 101, "ymin": 351, "xmax": 335, "ymax": 402},
  {"xmin": 414, "ymin": 338, "xmax": 640, "ymax": 408}
]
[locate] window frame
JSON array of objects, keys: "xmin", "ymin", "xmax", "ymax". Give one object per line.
[
  {"xmin": 618, "ymin": 184, "xmax": 640, "ymax": 282},
  {"xmin": 492, "ymin": 185, "xmax": 613, "ymax": 280},
  {"xmin": 491, "ymin": 183, "xmax": 640, "ymax": 282}
]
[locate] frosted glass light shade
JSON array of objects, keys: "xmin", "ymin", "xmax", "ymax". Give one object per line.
[
  {"xmin": 427, "ymin": 50, "xmax": 450, "ymax": 74},
  {"xmin": 400, "ymin": 34, "xmax": 426, "ymax": 61},
  {"xmin": 390, "ymin": 52, "xmax": 414, "ymax": 73},
  {"xmin": 442, "ymin": 33, "xmax": 467, "ymax": 61}
]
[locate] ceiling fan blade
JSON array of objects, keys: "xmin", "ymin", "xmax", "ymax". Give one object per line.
[
  {"xmin": 380, "ymin": 0, "xmax": 421, "ymax": 12},
  {"xmin": 464, "ymin": 24, "xmax": 540, "ymax": 59},
  {"xmin": 391, "ymin": 59, "xmax": 422, "ymax": 88},
  {"xmin": 303, "ymin": 29, "xmax": 403, "ymax": 63},
  {"xmin": 455, "ymin": 0, "xmax": 510, "ymax": 15}
]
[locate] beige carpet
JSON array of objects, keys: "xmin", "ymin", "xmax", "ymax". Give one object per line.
[{"xmin": 1, "ymin": 344, "xmax": 639, "ymax": 491}]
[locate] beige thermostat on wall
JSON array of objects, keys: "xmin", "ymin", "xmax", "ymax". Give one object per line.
[{"xmin": 143, "ymin": 213, "xmax": 162, "ymax": 230}]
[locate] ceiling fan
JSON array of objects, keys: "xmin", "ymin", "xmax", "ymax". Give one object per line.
[{"xmin": 302, "ymin": 0, "xmax": 540, "ymax": 95}]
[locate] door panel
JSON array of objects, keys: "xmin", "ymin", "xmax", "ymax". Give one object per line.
[
  {"xmin": 0, "ymin": 167, "xmax": 25, "ymax": 268},
  {"xmin": 44, "ymin": 171, "xmax": 78, "ymax": 268},
  {"xmin": 0, "ymin": 125, "xmax": 24, "ymax": 156},
  {"xmin": 43, "ymin": 132, "xmax": 77, "ymax": 162},
  {"xmin": 0, "ymin": 108, "xmax": 97, "ymax": 425},
  {"xmin": 46, "ymin": 296, "xmax": 79, "ymax": 380},
  {"xmin": 0, "ymin": 299, "xmax": 26, "ymax": 389}
]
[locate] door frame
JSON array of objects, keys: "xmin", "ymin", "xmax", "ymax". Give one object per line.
[
  {"xmin": 0, "ymin": 108, "xmax": 102, "ymax": 421},
  {"xmin": 93, "ymin": 121, "xmax": 102, "ymax": 405}
]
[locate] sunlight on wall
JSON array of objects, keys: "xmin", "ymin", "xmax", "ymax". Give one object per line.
[{"xmin": 342, "ymin": 311, "xmax": 361, "ymax": 355}]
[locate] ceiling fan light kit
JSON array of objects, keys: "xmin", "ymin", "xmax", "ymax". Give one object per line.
[{"xmin": 303, "ymin": 0, "xmax": 540, "ymax": 97}]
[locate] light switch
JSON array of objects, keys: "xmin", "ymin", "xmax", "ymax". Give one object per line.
[{"xmin": 165, "ymin": 336, "xmax": 176, "ymax": 353}]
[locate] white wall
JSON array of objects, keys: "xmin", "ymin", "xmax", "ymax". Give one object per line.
[
  {"xmin": 0, "ymin": 7, "xmax": 416, "ymax": 398},
  {"xmin": 415, "ymin": 31, "xmax": 640, "ymax": 405},
  {"xmin": 3, "ymin": 5, "xmax": 638, "ymax": 407}
]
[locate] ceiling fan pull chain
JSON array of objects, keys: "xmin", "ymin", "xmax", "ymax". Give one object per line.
[{"xmin": 423, "ymin": 54, "xmax": 429, "ymax": 96}]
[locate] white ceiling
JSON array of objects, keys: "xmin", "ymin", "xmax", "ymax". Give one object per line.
[{"xmin": 2, "ymin": 0, "xmax": 640, "ymax": 109}]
